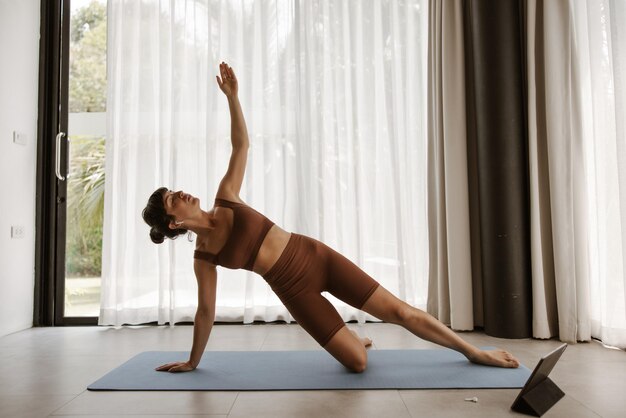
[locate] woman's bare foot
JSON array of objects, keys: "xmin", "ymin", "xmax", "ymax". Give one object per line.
[
  {"xmin": 468, "ymin": 349, "xmax": 520, "ymax": 368},
  {"xmin": 349, "ymin": 329, "xmax": 372, "ymax": 348}
]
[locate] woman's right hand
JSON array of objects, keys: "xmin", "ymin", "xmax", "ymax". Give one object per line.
[
  {"xmin": 155, "ymin": 360, "xmax": 196, "ymax": 373},
  {"xmin": 216, "ymin": 61, "xmax": 238, "ymax": 98}
]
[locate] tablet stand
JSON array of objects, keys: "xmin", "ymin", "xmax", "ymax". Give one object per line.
[
  {"xmin": 510, "ymin": 343, "xmax": 567, "ymax": 417},
  {"xmin": 511, "ymin": 377, "xmax": 565, "ymax": 416}
]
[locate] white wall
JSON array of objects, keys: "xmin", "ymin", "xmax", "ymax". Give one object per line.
[{"xmin": 0, "ymin": 0, "xmax": 41, "ymax": 338}]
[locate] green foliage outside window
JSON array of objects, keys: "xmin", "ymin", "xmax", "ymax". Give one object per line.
[{"xmin": 66, "ymin": 0, "xmax": 107, "ymax": 277}]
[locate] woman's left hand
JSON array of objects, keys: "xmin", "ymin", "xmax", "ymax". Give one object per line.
[
  {"xmin": 216, "ymin": 62, "xmax": 238, "ymax": 98},
  {"xmin": 155, "ymin": 360, "xmax": 196, "ymax": 373}
]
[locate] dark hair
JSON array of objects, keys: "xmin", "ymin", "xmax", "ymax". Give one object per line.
[{"xmin": 142, "ymin": 187, "xmax": 188, "ymax": 244}]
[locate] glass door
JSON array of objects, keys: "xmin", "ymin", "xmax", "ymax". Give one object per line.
[{"xmin": 63, "ymin": 0, "xmax": 107, "ymax": 318}]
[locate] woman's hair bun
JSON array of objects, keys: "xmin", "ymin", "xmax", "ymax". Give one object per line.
[{"xmin": 150, "ymin": 227, "xmax": 165, "ymax": 244}]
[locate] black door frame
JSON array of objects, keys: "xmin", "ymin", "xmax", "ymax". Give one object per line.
[{"xmin": 34, "ymin": 0, "xmax": 97, "ymax": 326}]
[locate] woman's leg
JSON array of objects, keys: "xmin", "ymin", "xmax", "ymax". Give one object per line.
[
  {"xmin": 360, "ymin": 285, "xmax": 520, "ymax": 368},
  {"xmin": 317, "ymin": 238, "xmax": 518, "ymax": 367}
]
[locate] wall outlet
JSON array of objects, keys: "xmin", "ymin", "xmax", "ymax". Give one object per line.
[
  {"xmin": 11, "ymin": 225, "xmax": 25, "ymax": 239},
  {"xmin": 13, "ymin": 131, "xmax": 27, "ymax": 146}
]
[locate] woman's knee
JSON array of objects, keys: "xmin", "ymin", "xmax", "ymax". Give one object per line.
[
  {"xmin": 348, "ymin": 350, "xmax": 368, "ymax": 373},
  {"xmin": 343, "ymin": 341, "xmax": 368, "ymax": 373},
  {"xmin": 377, "ymin": 300, "xmax": 413, "ymax": 325},
  {"xmin": 323, "ymin": 326, "xmax": 368, "ymax": 372},
  {"xmin": 361, "ymin": 285, "xmax": 415, "ymax": 325}
]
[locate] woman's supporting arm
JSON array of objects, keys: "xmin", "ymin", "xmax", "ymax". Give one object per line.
[
  {"xmin": 188, "ymin": 310, "xmax": 214, "ymax": 368},
  {"xmin": 189, "ymin": 260, "xmax": 217, "ymax": 368}
]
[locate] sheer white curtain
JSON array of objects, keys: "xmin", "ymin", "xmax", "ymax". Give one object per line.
[
  {"xmin": 527, "ymin": 0, "xmax": 626, "ymax": 348},
  {"xmin": 573, "ymin": 0, "xmax": 626, "ymax": 348},
  {"xmin": 99, "ymin": 0, "xmax": 429, "ymax": 326}
]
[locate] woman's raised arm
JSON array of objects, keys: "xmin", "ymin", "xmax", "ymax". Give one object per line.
[{"xmin": 216, "ymin": 62, "xmax": 249, "ymax": 196}]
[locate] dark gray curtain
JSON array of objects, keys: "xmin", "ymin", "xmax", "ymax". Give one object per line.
[
  {"xmin": 427, "ymin": 0, "xmax": 531, "ymax": 338},
  {"xmin": 464, "ymin": 0, "xmax": 532, "ymax": 338}
]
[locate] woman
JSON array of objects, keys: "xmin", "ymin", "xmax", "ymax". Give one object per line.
[{"xmin": 142, "ymin": 62, "xmax": 520, "ymax": 373}]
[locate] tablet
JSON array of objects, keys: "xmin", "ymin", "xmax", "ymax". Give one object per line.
[{"xmin": 510, "ymin": 343, "xmax": 567, "ymax": 416}]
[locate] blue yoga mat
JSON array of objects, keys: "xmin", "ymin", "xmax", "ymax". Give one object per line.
[{"xmin": 87, "ymin": 347, "xmax": 531, "ymax": 391}]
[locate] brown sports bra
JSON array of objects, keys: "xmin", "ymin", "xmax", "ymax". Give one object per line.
[{"xmin": 193, "ymin": 197, "xmax": 275, "ymax": 271}]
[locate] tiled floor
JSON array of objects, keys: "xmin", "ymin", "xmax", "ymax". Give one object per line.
[{"xmin": 0, "ymin": 322, "xmax": 624, "ymax": 417}]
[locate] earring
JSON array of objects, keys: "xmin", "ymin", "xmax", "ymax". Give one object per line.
[{"xmin": 187, "ymin": 231, "xmax": 194, "ymax": 242}]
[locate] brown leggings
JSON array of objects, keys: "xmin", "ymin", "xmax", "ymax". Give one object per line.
[{"xmin": 262, "ymin": 233, "xmax": 381, "ymax": 347}]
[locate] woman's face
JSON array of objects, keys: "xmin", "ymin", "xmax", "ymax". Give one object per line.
[{"xmin": 162, "ymin": 189, "xmax": 200, "ymax": 226}]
